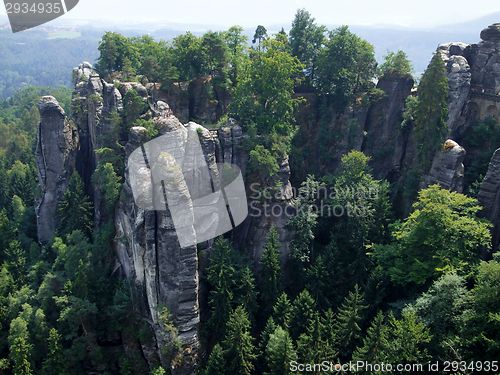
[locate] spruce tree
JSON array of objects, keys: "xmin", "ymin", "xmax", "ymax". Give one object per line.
[
  {"xmin": 257, "ymin": 317, "xmax": 277, "ymax": 374},
  {"xmin": 207, "ymin": 237, "xmax": 235, "ymax": 341},
  {"xmin": 414, "ymin": 52, "xmax": 449, "ymax": 169},
  {"xmin": 335, "ymin": 284, "xmax": 367, "ymax": 359},
  {"xmin": 11, "ymin": 336, "xmax": 32, "ymax": 375},
  {"xmin": 289, "ymin": 290, "xmax": 316, "ymax": 341},
  {"xmin": 42, "ymin": 328, "xmax": 68, "ymax": 375},
  {"xmin": 237, "ymin": 266, "xmax": 258, "ymax": 322},
  {"xmin": 273, "ymin": 292, "xmax": 292, "ymax": 330},
  {"xmin": 204, "ymin": 343, "xmax": 226, "ymax": 375},
  {"xmin": 265, "ymin": 326, "xmax": 297, "ymax": 375},
  {"xmin": 352, "ymin": 311, "xmax": 389, "ymax": 370},
  {"xmin": 57, "ymin": 171, "xmax": 93, "ymax": 239},
  {"xmin": 306, "ymin": 255, "xmax": 330, "ymax": 310},
  {"xmin": 297, "ymin": 313, "xmax": 336, "ymax": 370},
  {"xmin": 5, "ymin": 240, "xmax": 26, "ymax": 287},
  {"xmin": 223, "ymin": 306, "xmax": 256, "ymax": 375},
  {"xmin": 260, "ymin": 226, "xmax": 282, "ymax": 318}
]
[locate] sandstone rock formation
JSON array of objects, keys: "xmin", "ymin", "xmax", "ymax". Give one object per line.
[
  {"xmin": 480, "ymin": 23, "xmax": 500, "ymax": 43},
  {"xmin": 36, "ymin": 61, "xmax": 298, "ymax": 374},
  {"xmin": 421, "ymin": 140, "xmax": 465, "ymax": 193},
  {"xmin": 35, "ymin": 96, "xmax": 78, "ymax": 244},
  {"xmin": 364, "ymin": 71, "xmax": 414, "ymax": 179},
  {"xmin": 478, "ymin": 148, "xmax": 500, "ymax": 251}
]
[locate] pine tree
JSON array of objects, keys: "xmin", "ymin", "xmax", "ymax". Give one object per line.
[
  {"xmin": 260, "ymin": 227, "xmax": 282, "ymax": 317},
  {"xmin": 290, "ymin": 290, "xmax": 316, "ymax": 341},
  {"xmin": 57, "ymin": 171, "xmax": 93, "ymax": 239},
  {"xmin": 273, "ymin": 292, "xmax": 292, "ymax": 330},
  {"xmin": 352, "ymin": 311, "xmax": 389, "ymax": 371},
  {"xmin": 335, "ymin": 284, "xmax": 367, "ymax": 359},
  {"xmin": 414, "ymin": 52, "xmax": 449, "ymax": 169},
  {"xmin": 208, "ymin": 237, "xmax": 235, "ymax": 341},
  {"xmin": 42, "ymin": 328, "xmax": 68, "ymax": 375},
  {"xmin": 223, "ymin": 306, "xmax": 256, "ymax": 375},
  {"xmin": 265, "ymin": 326, "xmax": 297, "ymax": 375},
  {"xmin": 204, "ymin": 343, "xmax": 226, "ymax": 375}
]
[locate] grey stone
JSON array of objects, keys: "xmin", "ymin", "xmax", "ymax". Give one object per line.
[
  {"xmin": 421, "ymin": 140, "xmax": 465, "ymax": 193},
  {"xmin": 478, "ymin": 148, "xmax": 500, "ymax": 250},
  {"xmin": 480, "ymin": 23, "xmax": 500, "ymax": 43},
  {"xmin": 35, "ymin": 96, "xmax": 78, "ymax": 244}
]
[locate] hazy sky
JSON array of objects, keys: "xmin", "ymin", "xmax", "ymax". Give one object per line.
[
  {"xmin": 1, "ymin": 0, "xmax": 500, "ymax": 29},
  {"xmin": 0, "ymin": 0, "xmax": 500, "ymax": 27}
]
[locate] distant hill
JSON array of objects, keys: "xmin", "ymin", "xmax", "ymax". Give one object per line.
[{"xmin": 0, "ymin": 12, "xmax": 497, "ymax": 98}]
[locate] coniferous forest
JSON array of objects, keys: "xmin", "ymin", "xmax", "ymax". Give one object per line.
[{"xmin": 1, "ymin": 8, "xmax": 500, "ymax": 375}]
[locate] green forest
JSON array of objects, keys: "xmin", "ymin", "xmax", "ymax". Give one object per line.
[
  {"xmin": 0, "ymin": 28, "xmax": 100, "ymax": 99},
  {"xmin": 1, "ymin": 8, "xmax": 500, "ymax": 375}
]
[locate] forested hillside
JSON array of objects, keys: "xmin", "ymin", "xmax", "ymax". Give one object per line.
[
  {"xmin": 0, "ymin": 29, "xmax": 100, "ymax": 99},
  {"xmin": 1, "ymin": 9, "xmax": 500, "ymax": 375}
]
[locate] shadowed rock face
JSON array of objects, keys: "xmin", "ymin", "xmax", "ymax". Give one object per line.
[
  {"xmin": 478, "ymin": 149, "xmax": 500, "ymax": 251},
  {"xmin": 35, "ymin": 96, "xmax": 78, "ymax": 245},
  {"xmin": 480, "ymin": 23, "xmax": 500, "ymax": 43},
  {"xmin": 364, "ymin": 72, "xmax": 414, "ymax": 180}
]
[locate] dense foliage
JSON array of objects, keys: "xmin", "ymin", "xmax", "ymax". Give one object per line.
[{"xmin": 1, "ymin": 8, "xmax": 499, "ymax": 375}]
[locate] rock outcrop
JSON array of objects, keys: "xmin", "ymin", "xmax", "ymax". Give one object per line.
[
  {"xmin": 435, "ymin": 24, "xmax": 500, "ymax": 140},
  {"xmin": 421, "ymin": 140, "xmax": 466, "ymax": 193},
  {"xmin": 114, "ymin": 122, "xmax": 201, "ymax": 372},
  {"xmin": 478, "ymin": 148, "xmax": 500, "ymax": 251},
  {"xmin": 480, "ymin": 23, "xmax": 500, "ymax": 43},
  {"xmin": 36, "ymin": 61, "xmax": 299, "ymax": 375},
  {"xmin": 438, "ymin": 43, "xmax": 471, "ymax": 138},
  {"xmin": 35, "ymin": 96, "xmax": 78, "ymax": 244},
  {"xmin": 364, "ymin": 72, "xmax": 414, "ymax": 180}
]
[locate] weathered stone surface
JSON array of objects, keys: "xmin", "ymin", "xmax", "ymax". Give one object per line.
[
  {"xmin": 364, "ymin": 71, "xmax": 414, "ymax": 180},
  {"xmin": 72, "ymin": 61, "xmax": 93, "ymax": 84},
  {"xmin": 478, "ymin": 148, "xmax": 500, "ymax": 250},
  {"xmin": 438, "ymin": 44, "xmax": 471, "ymax": 137},
  {"xmin": 35, "ymin": 96, "xmax": 78, "ymax": 244},
  {"xmin": 115, "ymin": 123, "xmax": 200, "ymax": 372},
  {"xmin": 480, "ymin": 23, "xmax": 500, "ymax": 43},
  {"xmin": 421, "ymin": 140, "xmax": 465, "ymax": 193}
]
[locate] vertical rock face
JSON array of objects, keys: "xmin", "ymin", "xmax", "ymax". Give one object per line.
[
  {"xmin": 438, "ymin": 43, "xmax": 471, "ymax": 138},
  {"xmin": 35, "ymin": 96, "xmax": 78, "ymax": 244},
  {"xmin": 478, "ymin": 148, "xmax": 500, "ymax": 251},
  {"xmin": 36, "ymin": 61, "xmax": 298, "ymax": 374},
  {"xmin": 421, "ymin": 140, "xmax": 466, "ymax": 193},
  {"xmin": 115, "ymin": 120, "xmax": 203, "ymax": 372},
  {"xmin": 436, "ymin": 24, "xmax": 500, "ymax": 139},
  {"xmin": 364, "ymin": 72, "xmax": 414, "ymax": 180}
]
